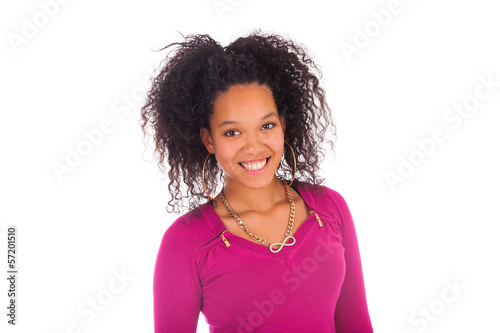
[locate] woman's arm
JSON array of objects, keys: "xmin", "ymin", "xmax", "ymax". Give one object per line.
[
  {"xmin": 331, "ymin": 189, "xmax": 373, "ymax": 332},
  {"xmin": 153, "ymin": 219, "xmax": 202, "ymax": 333}
]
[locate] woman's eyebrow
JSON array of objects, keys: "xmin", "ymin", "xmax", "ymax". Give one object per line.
[{"xmin": 218, "ymin": 112, "xmax": 277, "ymax": 128}]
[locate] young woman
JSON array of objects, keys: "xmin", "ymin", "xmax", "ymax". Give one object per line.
[{"xmin": 141, "ymin": 30, "xmax": 373, "ymax": 332}]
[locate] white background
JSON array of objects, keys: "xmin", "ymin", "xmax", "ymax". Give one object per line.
[{"xmin": 1, "ymin": 0, "xmax": 499, "ymax": 332}]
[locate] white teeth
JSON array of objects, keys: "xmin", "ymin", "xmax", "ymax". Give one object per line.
[{"xmin": 241, "ymin": 158, "xmax": 267, "ymax": 171}]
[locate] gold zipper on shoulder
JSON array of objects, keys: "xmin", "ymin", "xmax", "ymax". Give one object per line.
[
  {"xmin": 220, "ymin": 229, "xmax": 231, "ymax": 247},
  {"xmin": 309, "ymin": 210, "xmax": 323, "ymax": 227}
]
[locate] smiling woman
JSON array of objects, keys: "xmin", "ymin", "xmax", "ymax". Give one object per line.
[
  {"xmin": 200, "ymin": 83, "xmax": 286, "ymax": 191},
  {"xmin": 140, "ymin": 29, "xmax": 374, "ymax": 332}
]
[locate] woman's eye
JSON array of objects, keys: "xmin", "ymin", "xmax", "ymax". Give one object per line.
[
  {"xmin": 262, "ymin": 122, "xmax": 276, "ymax": 130},
  {"xmin": 224, "ymin": 130, "xmax": 239, "ymax": 137}
]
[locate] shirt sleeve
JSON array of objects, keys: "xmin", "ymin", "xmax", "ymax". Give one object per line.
[
  {"xmin": 329, "ymin": 189, "xmax": 373, "ymax": 332},
  {"xmin": 153, "ymin": 218, "xmax": 202, "ymax": 333}
]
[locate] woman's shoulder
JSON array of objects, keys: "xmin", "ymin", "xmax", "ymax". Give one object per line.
[
  {"xmin": 161, "ymin": 202, "xmax": 223, "ymax": 250},
  {"xmin": 293, "ymin": 179, "xmax": 350, "ymax": 220},
  {"xmin": 294, "ymin": 179, "xmax": 344, "ymax": 203}
]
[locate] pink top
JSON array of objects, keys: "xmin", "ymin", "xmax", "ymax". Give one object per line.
[{"xmin": 153, "ymin": 181, "xmax": 373, "ymax": 332}]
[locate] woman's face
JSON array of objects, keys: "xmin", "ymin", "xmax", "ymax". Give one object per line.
[{"xmin": 201, "ymin": 82, "xmax": 286, "ymax": 190}]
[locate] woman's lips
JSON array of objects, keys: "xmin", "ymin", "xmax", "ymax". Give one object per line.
[{"xmin": 239, "ymin": 157, "xmax": 270, "ymax": 173}]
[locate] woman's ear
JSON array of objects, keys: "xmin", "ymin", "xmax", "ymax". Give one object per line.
[
  {"xmin": 200, "ymin": 127, "xmax": 214, "ymax": 153},
  {"xmin": 280, "ymin": 116, "xmax": 286, "ymax": 135}
]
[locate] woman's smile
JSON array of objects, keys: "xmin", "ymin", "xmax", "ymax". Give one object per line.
[{"xmin": 239, "ymin": 157, "xmax": 270, "ymax": 173}]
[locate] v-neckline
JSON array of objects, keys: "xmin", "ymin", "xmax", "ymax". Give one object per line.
[{"xmin": 204, "ymin": 183, "xmax": 319, "ymax": 261}]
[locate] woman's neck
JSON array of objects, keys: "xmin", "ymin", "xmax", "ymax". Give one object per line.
[{"xmin": 220, "ymin": 176, "xmax": 286, "ymax": 214}]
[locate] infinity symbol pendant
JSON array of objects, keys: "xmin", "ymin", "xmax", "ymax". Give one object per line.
[{"xmin": 269, "ymin": 235, "xmax": 296, "ymax": 253}]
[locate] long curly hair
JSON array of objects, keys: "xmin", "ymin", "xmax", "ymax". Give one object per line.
[{"xmin": 140, "ymin": 29, "xmax": 336, "ymax": 213}]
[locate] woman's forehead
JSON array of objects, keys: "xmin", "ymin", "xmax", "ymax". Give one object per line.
[{"xmin": 211, "ymin": 83, "xmax": 278, "ymax": 125}]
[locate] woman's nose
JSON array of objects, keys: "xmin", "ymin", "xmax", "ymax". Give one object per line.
[{"xmin": 243, "ymin": 132, "xmax": 263, "ymax": 151}]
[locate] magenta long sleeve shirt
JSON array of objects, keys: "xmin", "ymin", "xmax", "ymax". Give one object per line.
[{"xmin": 153, "ymin": 181, "xmax": 373, "ymax": 332}]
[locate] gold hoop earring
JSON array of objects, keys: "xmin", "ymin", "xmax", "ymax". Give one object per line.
[
  {"xmin": 202, "ymin": 152, "xmax": 225, "ymax": 200},
  {"xmin": 279, "ymin": 140, "xmax": 296, "ymax": 188}
]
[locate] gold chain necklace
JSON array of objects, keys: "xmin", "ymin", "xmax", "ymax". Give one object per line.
[{"xmin": 218, "ymin": 179, "xmax": 296, "ymax": 253}]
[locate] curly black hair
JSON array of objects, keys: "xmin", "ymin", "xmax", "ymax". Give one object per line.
[{"xmin": 140, "ymin": 29, "xmax": 336, "ymax": 213}]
